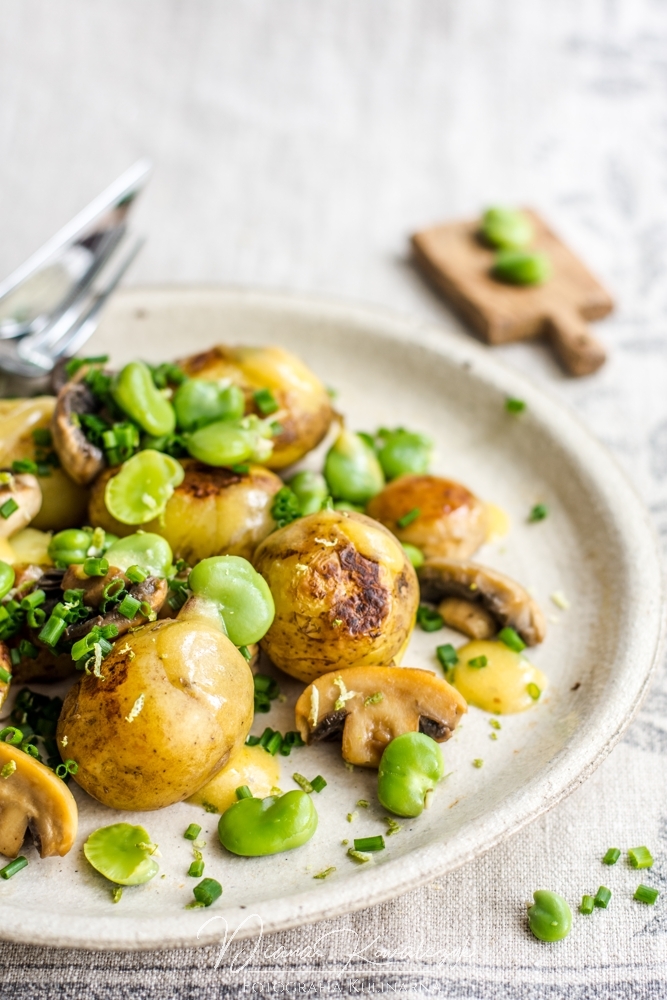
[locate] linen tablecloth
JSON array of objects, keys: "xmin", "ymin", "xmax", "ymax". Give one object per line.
[{"xmin": 1, "ymin": 1, "xmax": 667, "ymax": 995}]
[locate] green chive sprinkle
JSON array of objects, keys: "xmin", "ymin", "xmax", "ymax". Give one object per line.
[
  {"xmin": 188, "ymin": 859, "xmax": 205, "ymax": 878},
  {"xmin": 83, "ymin": 557, "xmax": 109, "ymax": 577},
  {"xmin": 265, "ymin": 731, "xmax": 283, "ymax": 755},
  {"xmin": 191, "ymin": 877, "xmax": 222, "ymax": 908},
  {"xmin": 505, "ymin": 398, "xmax": 526, "ymax": 414},
  {"xmin": 253, "ymin": 388, "xmax": 279, "ymax": 416},
  {"xmin": 602, "ymin": 848, "xmax": 621, "ymax": 866},
  {"xmin": 354, "ymin": 836, "xmax": 385, "ymax": 853},
  {"xmin": 347, "ymin": 848, "xmax": 371, "ymax": 864},
  {"xmin": 184, "ymin": 824, "xmax": 201, "ymax": 840},
  {"xmin": 416, "ymin": 605, "xmax": 444, "ymax": 632},
  {"xmin": 579, "ymin": 895, "xmax": 595, "ymax": 915},
  {"xmin": 594, "ymin": 886, "xmax": 612, "ymax": 908},
  {"xmin": 125, "ymin": 565, "xmax": 148, "ymax": 584},
  {"xmin": 0, "ymin": 856, "xmax": 27, "ymax": 879},
  {"xmin": 634, "ymin": 884, "xmax": 659, "ymax": 905},
  {"xmin": 235, "ymin": 785, "xmax": 253, "ymax": 800},
  {"xmin": 528, "ymin": 503, "xmax": 548, "ymax": 522},
  {"xmin": 310, "ymin": 775, "xmax": 327, "ymax": 793},
  {"xmin": 473, "ymin": 759, "xmax": 484, "ymax": 768},
  {"xmin": 468, "ymin": 656, "xmax": 488, "ymax": 669},
  {"xmin": 397, "ymin": 507, "xmax": 420, "ymax": 529},
  {"xmin": 497, "ymin": 627, "xmax": 526, "ymax": 652},
  {"xmin": 436, "ymin": 644, "xmax": 458, "ymax": 672},
  {"xmin": 117, "ymin": 594, "xmax": 142, "ymax": 620},
  {"xmin": 0, "ymin": 667, "xmax": 11, "ymax": 684},
  {"xmin": 238, "ymin": 645, "xmax": 252, "ymax": 662},
  {"xmin": 313, "ymin": 866, "xmax": 336, "ymax": 879},
  {"xmin": 292, "ymin": 773, "xmax": 313, "ymax": 794},
  {"xmin": 628, "ymin": 846, "xmax": 654, "ymax": 869},
  {"xmin": 0, "ymin": 498, "xmax": 19, "ymax": 520},
  {"xmin": 526, "ymin": 683, "xmax": 541, "ymax": 701}
]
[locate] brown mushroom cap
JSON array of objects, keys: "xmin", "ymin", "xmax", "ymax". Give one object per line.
[
  {"xmin": 51, "ymin": 381, "xmax": 104, "ymax": 486},
  {"xmin": 0, "ymin": 474, "xmax": 42, "ymax": 538},
  {"xmin": 366, "ymin": 475, "xmax": 487, "ymax": 561},
  {"xmin": 418, "ymin": 558, "xmax": 546, "ymax": 646},
  {"xmin": 0, "ymin": 742, "xmax": 78, "ymax": 858},
  {"xmin": 60, "ymin": 565, "xmax": 169, "ymax": 643},
  {"xmin": 294, "ymin": 665, "xmax": 467, "ymax": 768}
]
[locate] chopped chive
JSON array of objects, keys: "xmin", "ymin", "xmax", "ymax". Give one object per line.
[
  {"xmin": 436, "ymin": 644, "xmax": 458, "ymax": 671},
  {"xmin": 265, "ymin": 731, "xmax": 283, "ymax": 755},
  {"xmin": 497, "ymin": 627, "xmax": 526, "ymax": 652},
  {"xmin": 20, "ymin": 589, "xmax": 45, "ymax": 611},
  {"xmin": 416, "ymin": 605, "xmax": 444, "ymax": 632},
  {"xmin": 292, "ymin": 773, "xmax": 314, "ymax": 794},
  {"xmin": 467, "ymin": 656, "xmax": 488, "ymax": 669},
  {"xmin": 253, "ymin": 388, "xmax": 279, "ymax": 416},
  {"xmin": 364, "ymin": 692, "xmax": 383, "ymax": 705},
  {"xmin": 347, "ymin": 848, "xmax": 371, "ymax": 864},
  {"xmin": 18, "ymin": 640, "xmax": 38, "ymax": 660},
  {"xmin": 32, "ymin": 428, "xmax": 52, "ymax": 447},
  {"xmin": 528, "ymin": 503, "xmax": 548, "ymax": 523},
  {"xmin": 9, "ymin": 649, "xmax": 20, "ymax": 667},
  {"xmin": 11, "ymin": 458, "xmax": 38, "ymax": 475},
  {"xmin": 0, "ymin": 727, "xmax": 23, "ymax": 745},
  {"xmin": 117, "ymin": 594, "xmax": 142, "ymax": 620},
  {"xmin": 83, "ymin": 557, "xmax": 109, "ymax": 577},
  {"xmin": 245, "ymin": 735, "xmax": 260, "ymax": 746},
  {"xmin": 258, "ymin": 727, "xmax": 275, "ymax": 748},
  {"xmin": 310, "ymin": 775, "xmax": 327, "ymax": 793},
  {"xmin": 489, "ymin": 719, "xmax": 502, "ymax": 730},
  {"xmin": 628, "ymin": 846, "xmax": 653, "ymax": 869},
  {"xmin": 634, "ymin": 884, "xmax": 659, "ymax": 905},
  {"xmin": 38, "ymin": 615, "xmax": 67, "ymax": 648},
  {"xmin": 238, "ymin": 645, "xmax": 251, "ymax": 662},
  {"xmin": 0, "ymin": 498, "xmax": 19, "ymax": 519},
  {"xmin": 313, "ymin": 867, "xmax": 336, "ymax": 879},
  {"xmin": 354, "ymin": 836, "xmax": 385, "ymax": 852},
  {"xmin": 231, "ymin": 463, "xmax": 250, "ymax": 474},
  {"xmin": 356, "ymin": 799, "xmax": 369, "ymax": 809},
  {"xmin": 397, "ymin": 507, "xmax": 420, "ymax": 529},
  {"xmin": 526, "ymin": 683, "xmax": 541, "ymax": 701},
  {"xmin": 579, "ymin": 895, "xmax": 595, "ymax": 915},
  {"xmin": 55, "ymin": 759, "xmax": 78, "ymax": 779},
  {"xmin": 594, "ymin": 886, "xmax": 612, "ymax": 908},
  {"xmin": 191, "ymin": 877, "xmax": 222, "ymax": 907},
  {"xmin": 0, "ymin": 856, "xmax": 27, "ymax": 879},
  {"xmin": 188, "ymin": 859, "xmax": 205, "ymax": 878},
  {"xmin": 235, "ymin": 785, "xmax": 253, "ymax": 800},
  {"xmin": 505, "ymin": 398, "xmax": 526, "ymax": 414},
  {"xmin": 0, "ymin": 666, "xmax": 11, "ymax": 684},
  {"xmin": 125, "ymin": 565, "xmax": 148, "ymax": 584},
  {"xmin": 184, "ymin": 824, "xmax": 201, "ymax": 840},
  {"xmin": 602, "ymin": 848, "xmax": 621, "ymax": 865},
  {"xmin": 473, "ymin": 759, "xmax": 484, "ymax": 768}
]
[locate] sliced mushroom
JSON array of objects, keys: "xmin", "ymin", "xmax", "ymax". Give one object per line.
[
  {"xmin": 0, "ymin": 742, "xmax": 77, "ymax": 858},
  {"xmin": 62, "ymin": 571, "xmax": 169, "ymax": 643},
  {"xmin": 0, "ymin": 474, "xmax": 42, "ymax": 538},
  {"xmin": 438, "ymin": 597, "xmax": 496, "ymax": 640},
  {"xmin": 0, "ymin": 642, "xmax": 11, "ymax": 710},
  {"xmin": 418, "ymin": 558, "xmax": 546, "ymax": 646},
  {"xmin": 51, "ymin": 381, "xmax": 104, "ymax": 486},
  {"xmin": 294, "ymin": 665, "xmax": 467, "ymax": 768}
]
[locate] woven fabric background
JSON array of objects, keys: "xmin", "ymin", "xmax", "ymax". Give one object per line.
[{"xmin": 1, "ymin": 0, "xmax": 667, "ymax": 996}]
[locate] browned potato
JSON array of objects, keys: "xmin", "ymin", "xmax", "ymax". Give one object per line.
[
  {"xmin": 88, "ymin": 460, "xmax": 283, "ymax": 563},
  {"xmin": 366, "ymin": 474, "xmax": 487, "ymax": 561},
  {"xmin": 57, "ymin": 609, "xmax": 254, "ymax": 811},
  {"xmin": 253, "ymin": 508, "xmax": 419, "ymax": 683},
  {"xmin": 179, "ymin": 344, "xmax": 333, "ymax": 469}
]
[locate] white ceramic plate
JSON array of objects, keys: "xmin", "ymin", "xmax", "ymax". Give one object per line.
[{"xmin": 1, "ymin": 288, "xmax": 663, "ymax": 950}]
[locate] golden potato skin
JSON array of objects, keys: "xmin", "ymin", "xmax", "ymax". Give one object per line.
[
  {"xmin": 366, "ymin": 475, "xmax": 487, "ymax": 561},
  {"xmin": 179, "ymin": 344, "xmax": 333, "ymax": 469},
  {"xmin": 253, "ymin": 509, "xmax": 419, "ymax": 683},
  {"xmin": 57, "ymin": 617, "xmax": 254, "ymax": 810},
  {"xmin": 89, "ymin": 460, "xmax": 283, "ymax": 562}
]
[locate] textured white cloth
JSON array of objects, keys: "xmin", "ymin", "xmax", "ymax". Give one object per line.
[{"xmin": 1, "ymin": 1, "xmax": 667, "ymax": 996}]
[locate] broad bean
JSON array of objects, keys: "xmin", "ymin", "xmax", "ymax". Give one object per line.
[
  {"xmin": 218, "ymin": 790, "xmax": 317, "ymax": 856},
  {"xmin": 104, "ymin": 450, "xmax": 184, "ymax": 525},
  {"xmin": 112, "ymin": 361, "xmax": 176, "ymax": 437},
  {"xmin": 173, "ymin": 380, "xmax": 245, "ymax": 431},
  {"xmin": 377, "ymin": 732, "xmax": 444, "ymax": 817},
  {"xmin": 527, "ymin": 890, "xmax": 572, "ymax": 942},
  {"xmin": 324, "ymin": 430, "xmax": 384, "ymax": 504},
  {"xmin": 188, "ymin": 555, "xmax": 275, "ymax": 646}
]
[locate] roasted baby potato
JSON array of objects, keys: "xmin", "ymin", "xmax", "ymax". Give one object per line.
[
  {"xmin": 366, "ymin": 474, "xmax": 487, "ymax": 561},
  {"xmin": 57, "ymin": 608, "xmax": 254, "ymax": 811},
  {"xmin": 253, "ymin": 508, "xmax": 419, "ymax": 683},
  {"xmin": 179, "ymin": 345, "xmax": 333, "ymax": 469},
  {"xmin": 88, "ymin": 460, "xmax": 283, "ymax": 562},
  {"xmin": 0, "ymin": 396, "xmax": 89, "ymax": 530}
]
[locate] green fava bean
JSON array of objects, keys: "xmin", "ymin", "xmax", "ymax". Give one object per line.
[
  {"xmin": 173, "ymin": 379, "xmax": 245, "ymax": 431},
  {"xmin": 527, "ymin": 890, "xmax": 572, "ymax": 942},
  {"xmin": 377, "ymin": 429, "xmax": 433, "ymax": 480},
  {"xmin": 218, "ymin": 790, "xmax": 318, "ymax": 856},
  {"xmin": 47, "ymin": 528, "xmax": 92, "ymax": 566},
  {"xmin": 493, "ymin": 250, "xmax": 551, "ymax": 287},
  {"xmin": 84, "ymin": 823, "xmax": 159, "ymax": 885},
  {"xmin": 0, "ymin": 561, "xmax": 15, "ymax": 600},
  {"xmin": 324, "ymin": 429, "xmax": 385, "ymax": 504},
  {"xmin": 112, "ymin": 360, "xmax": 176, "ymax": 437},
  {"xmin": 104, "ymin": 533, "xmax": 173, "ymax": 578},
  {"xmin": 188, "ymin": 555, "xmax": 275, "ymax": 646},
  {"xmin": 105, "ymin": 450, "xmax": 184, "ymax": 525},
  {"xmin": 481, "ymin": 207, "xmax": 533, "ymax": 250},
  {"xmin": 287, "ymin": 470, "xmax": 329, "ymax": 515},
  {"xmin": 401, "ymin": 543, "xmax": 424, "ymax": 569},
  {"xmin": 186, "ymin": 417, "xmax": 273, "ymax": 467},
  {"xmin": 377, "ymin": 732, "xmax": 445, "ymax": 817}
]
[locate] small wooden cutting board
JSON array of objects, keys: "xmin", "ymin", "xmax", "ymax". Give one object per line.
[{"xmin": 411, "ymin": 209, "xmax": 614, "ymax": 376}]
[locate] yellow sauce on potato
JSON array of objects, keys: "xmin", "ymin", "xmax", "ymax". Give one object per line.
[
  {"xmin": 485, "ymin": 503, "xmax": 510, "ymax": 541},
  {"xmin": 452, "ymin": 639, "xmax": 546, "ymax": 714},
  {"xmin": 187, "ymin": 744, "xmax": 281, "ymax": 814}
]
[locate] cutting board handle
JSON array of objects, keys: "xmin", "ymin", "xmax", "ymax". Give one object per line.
[{"xmin": 546, "ymin": 309, "xmax": 606, "ymax": 377}]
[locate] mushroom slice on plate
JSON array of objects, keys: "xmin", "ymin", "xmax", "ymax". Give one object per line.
[
  {"xmin": 61, "ymin": 568, "xmax": 169, "ymax": 644},
  {"xmin": 51, "ymin": 381, "xmax": 104, "ymax": 486},
  {"xmin": 418, "ymin": 558, "xmax": 546, "ymax": 647},
  {"xmin": 0, "ymin": 742, "xmax": 78, "ymax": 858},
  {"xmin": 0, "ymin": 474, "xmax": 42, "ymax": 538},
  {"xmin": 294, "ymin": 665, "xmax": 467, "ymax": 768},
  {"xmin": 438, "ymin": 597, "xmax": 497, "ymax": 640}
]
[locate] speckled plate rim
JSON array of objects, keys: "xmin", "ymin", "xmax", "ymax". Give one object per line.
[{"xmin": 1, "ymin": 286, "xmax": 664, "ymax": 951}]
